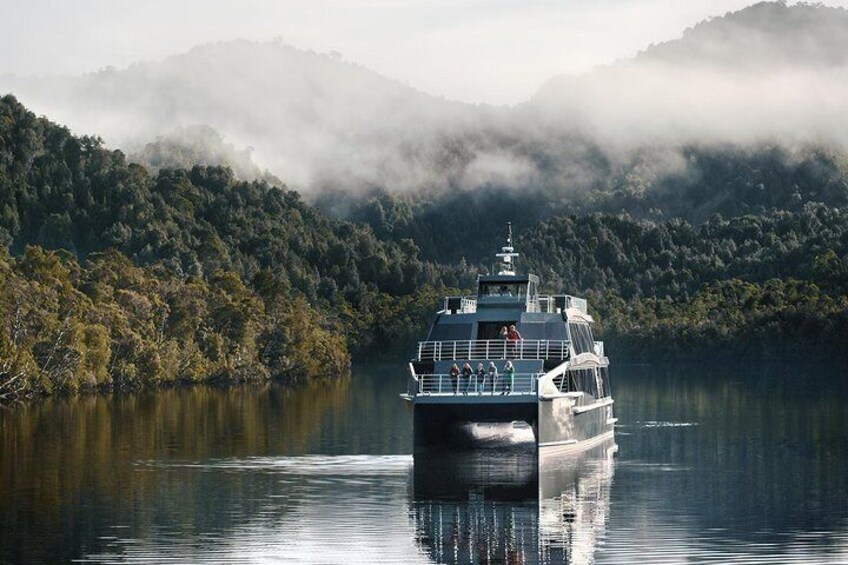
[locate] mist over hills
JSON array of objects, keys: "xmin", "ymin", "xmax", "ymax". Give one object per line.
[
  {"xmin": 639, "ymin": 1, "xmax": 848, "ymax": 69},
  {"xmin": 2, "ymin": 1, "xmax": 847, "ymax": 205},
  {"xmin": 0, "ymin": 40, "xmax": 486, "ymax": 193},
  {"xmin": 531, "ymin": 1, "xmax": 848, "ymax": 146}
]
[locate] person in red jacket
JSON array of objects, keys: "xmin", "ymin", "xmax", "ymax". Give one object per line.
[{"xmin": 507, "ymin": 325, "xmax": 523, "ymax": 357}]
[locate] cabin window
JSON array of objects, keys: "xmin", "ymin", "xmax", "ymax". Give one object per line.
[
  {"xmin": 599, "ymin": 366, "xmax": 612, "ymax": 398},
  {"xmin": 570, "ymin": 368, "xmax": 599, "ymax": 397},
  {"xmin": 479, "ymin": 283, "xmax": 527, "ymax": 298},
  {"xmin": 568, "ymin": 322, "xmax": 595, "ymax": 354},
  {"xmin": 477, "ymin": 322, "xmax": 516, "ymax": 340}
]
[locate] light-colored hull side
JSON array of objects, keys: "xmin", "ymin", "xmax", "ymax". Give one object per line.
[{"xmin": 537, "ymin": 394, "xmax": 615, "ymax": 448}]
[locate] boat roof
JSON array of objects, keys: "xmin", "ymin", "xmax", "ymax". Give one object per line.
[{"xmin": 478, "ymin": 274, "xmax": 539, "ymax": 284}]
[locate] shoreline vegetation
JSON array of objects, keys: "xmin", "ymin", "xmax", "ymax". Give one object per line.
[
  {"xmin": 2, "ymin": 94, "xmax": 848, "ymax": 403},
  {"xmin": 0, "ymin": 247, "xmax": 350, "ymax": 403}
]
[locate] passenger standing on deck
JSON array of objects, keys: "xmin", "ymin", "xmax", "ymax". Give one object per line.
[
  {"xmin": 462, "ymin": 362, "xmax": 473, "ymax": 394},
  {"xmin": 507, "ymin": 324, "xmax": 523, "ymax": 357},
  {"xmin": 449, "ymin": 363, "xmax": 460, "ymax": 393},
  {"xmin": 476, "ymin": 362, "xmax": 486, "ymax": 394},
  {"xmin": 488, "ymin": 361, "xmax": 498, "ymax": 394},
  {"xmin": 503, "ymin": 360, "xmax": 515, "ymax": 394},
  {"xmin": 500, "ymin": 326, "xmax": 509, "ymax": 358}
]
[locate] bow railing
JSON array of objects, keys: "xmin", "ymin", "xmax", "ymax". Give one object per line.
[{"xmin": 415, "ymin": 373, "xmax": 541, "ymax": 395}]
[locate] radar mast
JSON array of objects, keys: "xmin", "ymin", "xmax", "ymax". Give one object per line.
[{"xmin": 495, "ymin": 222, "xmax": 519, "ymax": 276}]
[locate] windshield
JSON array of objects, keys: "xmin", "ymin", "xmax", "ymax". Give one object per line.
[{"xmin": 479, "ymin": 283, "xmax": 527, "ymax": 298}]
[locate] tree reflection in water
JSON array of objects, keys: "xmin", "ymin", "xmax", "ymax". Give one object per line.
[{"xmin": 410, "ymin": 437, "xmax": 616, "ymax": 564}]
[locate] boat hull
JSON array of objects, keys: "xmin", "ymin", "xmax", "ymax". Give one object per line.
[
  {"xmin": 411, "ymin": 395, "xmax": 615, "ymax": 450},
  {"xmin": 413, "ymin": 400, "xmax": 537, "ymax": 448},
  {"xmin": 537, "ymin": 394, "xmax": 615, "ymax": 448}
]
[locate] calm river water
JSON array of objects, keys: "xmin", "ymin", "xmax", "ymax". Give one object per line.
[{"xmin": 1, "ymin": 362, "xmax": 847, "ymax": 564}]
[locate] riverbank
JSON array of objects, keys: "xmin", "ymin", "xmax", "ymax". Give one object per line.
[{"xmin": 0, "ymin": 247, "xmax": 350, "ymax": 404}]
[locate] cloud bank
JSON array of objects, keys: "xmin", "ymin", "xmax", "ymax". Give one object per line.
[{"xmin": 1, "ymin": 2, "xmax": 847, "ymax": 197}]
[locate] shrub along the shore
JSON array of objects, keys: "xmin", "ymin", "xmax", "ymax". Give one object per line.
[{"xmin": 0, "ymin": 246, "xmax": 349, "ymax": 402}]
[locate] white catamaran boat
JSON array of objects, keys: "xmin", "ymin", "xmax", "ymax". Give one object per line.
[{"xmin": 401, "ymin": 224, "xmax": 615, "ymax": 450}]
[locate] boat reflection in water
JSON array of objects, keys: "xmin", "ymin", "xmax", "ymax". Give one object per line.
[{"xmin": 410, "ymin": 425, "xmax": 616, "ymax": 564}]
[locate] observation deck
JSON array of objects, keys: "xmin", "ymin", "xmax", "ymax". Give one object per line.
[{"xmin": 415, "ymin": 339, "xmax": 604, "ymax": 362}]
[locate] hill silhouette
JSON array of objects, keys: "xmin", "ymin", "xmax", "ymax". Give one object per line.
[{"xmin": 2, "ymin": 2, "xmax": 846, "ymax": 197}]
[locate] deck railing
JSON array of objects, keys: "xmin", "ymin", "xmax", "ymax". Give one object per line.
[
  {"xmin": 442, "ymin": 296, "xmax": 477, "ymax": 314},
  {"xmin": 416, "ymin": 340, "xmax": 570, "ymax": 361},
  {"xmin": 416, "ymin": 373, "xmax": 541, "ymax": 395}
]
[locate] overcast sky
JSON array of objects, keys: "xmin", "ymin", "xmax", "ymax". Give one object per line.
[{"xmin": 3, "ymin": 0, "xmax": 848, "ymax": 105}]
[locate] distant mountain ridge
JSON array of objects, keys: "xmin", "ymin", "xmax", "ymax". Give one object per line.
[
  {"xmin": 1, "ymin": 2, "xmax": 847, "ymax": 195},
  {"xmin": 638, "ymin": 1, "xmax": 848, "ymax": 69},
  {"xmin": 0, "ymin": 40, "xmax": 479, "ymax": 191},
  {"xmin": 529, "ymin": 2, "xmax": 848, "ymax": 145}
]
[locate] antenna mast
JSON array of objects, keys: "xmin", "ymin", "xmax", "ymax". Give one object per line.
[{"xmin": 495, "ymin": 222, "xmax": 519, "ymax": 276}]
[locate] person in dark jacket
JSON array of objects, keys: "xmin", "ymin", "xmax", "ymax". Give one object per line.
[
  {"xmin": 449, "ymin": 363, "xmax": 460, "ymax": 393},
  {"xmin": 462, "ymin": 362, "xmax": 473, "ymax": 394},
  {"xmin": 476, "ymin": 362, "xmax": 486, "ymax": 394}
]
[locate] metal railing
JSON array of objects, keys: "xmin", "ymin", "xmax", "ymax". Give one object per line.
[
  {"xmin": 524, "ymin": 294, "xmax": 590, "ymax": 314},
  {"xmin": 417, "ymin": 340, "xmax": 570, "ymax": 361},
  {"xmin": 416, "ymin": 373, "xmax": 541, "ymax": 395},
  {"xmin": 445, "ymin": 292, "xmax": 588, "ymax": 315},
  {"xmin": 568, "ymin": 296, "xmax": 588, "ymax": 314},
  {"xmin": 532, "ymin": 295, "xmax": 555, "ymax": 313},
  {"xmin": 442, "ymin": 296, "xmax": 477, "ymax": 314}
]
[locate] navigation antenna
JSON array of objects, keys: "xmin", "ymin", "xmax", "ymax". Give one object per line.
[{"xmin": 496, "ymin": 222, "xmax": 519, "ymax": 276}]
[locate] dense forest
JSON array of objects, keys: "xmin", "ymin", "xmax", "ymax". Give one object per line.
[
  {"xmin": 0, "ymin": 95, "xmax": 462, "ymax": 401},
  {"xmin": 0, "ymin": 246, "xmax": 348, "ymax": 400},
  {"xmin": 2, "ymin": 87, "xmax": 848, "ymax": 400},
  {"xmin": 322, "ymin": 142, "xmax": 848, "ymax": 263}
]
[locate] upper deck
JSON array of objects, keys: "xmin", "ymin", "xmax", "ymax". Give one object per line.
[
  {"xmin": 442, "ymin": 291, "xmax": 588, "ymax": 316},
  {"xmin": 423, "ymin": 224, "xmax": 595, "ymax": 355}
]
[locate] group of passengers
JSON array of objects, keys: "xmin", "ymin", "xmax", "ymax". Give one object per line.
[{"xmin": 449, "ymin": 360, "xmax": 515, "ymax": 395}]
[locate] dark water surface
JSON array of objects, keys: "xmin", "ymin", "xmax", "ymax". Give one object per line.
[{"xmin": 1, "ymin": 362, "xmax": 847, "ymax": 564}]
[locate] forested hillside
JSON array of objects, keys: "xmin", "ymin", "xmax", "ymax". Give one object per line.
[
  {"xmin": 3, "ymin": 91, "xmax": 848, "ymax": 398},
  {"xmin": 3, "ymin": 2, "xmax": 848, "ymax": 400},
  {"xmin": 325, "ymin": 142, "xmax": 848, "ymax": 264},
  {"xmin": 0, "ymin": 95, "xmax": 464, "ymax": 401},
  {"xmin": 0, "ymin": 95, "xmax": 474, "ymax": 296},
  {"xmin": 0, "ymin": 247, "xmax": 349, "ymax": 401},
  {"xmin": 520, "ymin": 210, "xmax": 848, "ymax": 359}
]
